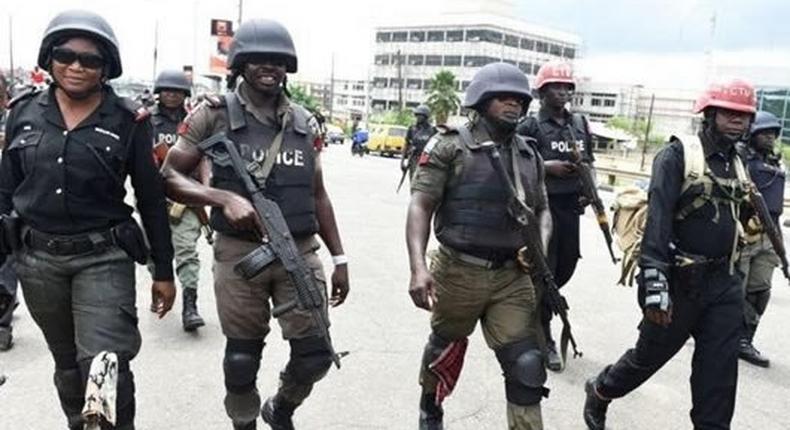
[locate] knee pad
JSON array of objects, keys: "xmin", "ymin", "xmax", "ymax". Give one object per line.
[
  {"xmin": 224, "ymin": 338, "xmax": 264, "ymax": 394},
  {"xmin": 495, "ymin": 338, "xmax": 549, "ymax": 406},
  {"xmin": 284, "ymin": 336, "xmax": 333, "ymax": 384},
  {"xmin": 421, "ymin": 333, "xmax": 450, "ymax": 369}
]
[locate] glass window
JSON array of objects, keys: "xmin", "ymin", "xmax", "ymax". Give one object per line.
[
  {"xmin": 536, "ymin": 41, "xmax": 548, "ymax": 53},
  {"xmin": 466, "ymin": 29, "xmax": 484, "ymax": 42},
  {"xmin": 389, "ymin": 127, "xmax": 408, "ymax": 137},
  {"xmin": 518, "ymin": 62, "xmax": 532, "ymax": 74},
  {"xmin": 503, "ymin": 59, "xmax": 517, "ymax": 65},
  {"xmin": 563, "ymin": 47, "xmax": 576, "ymax": 59},
  {"xmin": 372, "ymin": 100, "xmax": 387, "ymax": 110},
  {"xmin": 483, "ymin": 30, "xmax": 503, "ymax": 44},
  {"xmin": 464, "ymin": 56, "xmax": 497, "ymax": 67},
  {"xmin": 408, "ymin": 55, "xmax": 424, "ymax": 66},
  {"xmin": 373, "ymin": 77, "xmax": 388, "ymax": 88},
  {"xmin": 407, "ymin": 79, "xmax": 422, "ymax": 89},
  {"xmin": 427, "ymin": 31, "xmax": 445, "ymax": 42},
  {"xmin": 446, "ymin": 30, "xmax": 463, "ymax": 42},
  {"xmin": 374, "ymin": 55, "xmax": 390, "ymax": 65},
  {"xmin": 591, "ymin": 98, "xmax": 602, "ymax": 107},
  {"xmin": 603, "ymin": 99, "xmax": 616, "ymax": 107},
  {"xmin": 409, "ymin": 31, "xmax": 426, "ymax": 42},
  {"xmin": 533, "ymin": 64, "xmax": 542, "ymax": 74},
  {"xmin": 392, "ymin": 31, "xmax": 407, "ymax": 42},
  {"xmin": 426, "ymin": 55, "xmax": 442, "ymax": 66},
  {"xmin": 550, "ymin": 44, "xmax": 562, "ymax": 56},
  {"xmin": 376, "ymin": 32, "xmax": 391, "ymax": 43},
  {"xmin": 391, "ymin": 53, "xmax": 404, "ymax": 64},
  {"xmin": 520, "ymin": 38, "xmax": 535, "ymax": 50},
  {"xmin": 388, "ymin": 100, "xmax": 400, "ymax": 109},
  {"xmin": 389, "ymin": 78, "xmax": 402, "ymax": 88},
  {"xmin": 504, "ymin": 34, "xmax": 519, "ymax": 47},
  {"xmin": 423, "ymin": 79, "xmax": 433, "ymax": 89},
  {"xmin": 443, "ymin": 55, "xmax": 462, "ymax": 66}
]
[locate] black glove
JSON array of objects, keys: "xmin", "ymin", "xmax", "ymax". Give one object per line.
[{"xmin": 641, "ymin": 268, "xmax": 671, "ymax": 312}]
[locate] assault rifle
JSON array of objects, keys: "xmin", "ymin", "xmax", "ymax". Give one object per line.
[
  {"xmin": 566, "ymin": 122, "xmax": 618, "ymax": 264},
  {"xmin": 483, "ymin": 142, "xmax": 582, "ymax": 361},
  {"xmin": 746, "ymin": 182, "xmax": 790, "ymax": 283},
  {"xmin": 198, "ymin": 132, "xmax": 345, "ymax": 368}
]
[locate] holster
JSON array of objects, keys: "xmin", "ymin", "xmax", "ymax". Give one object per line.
[
  {"xmin": 234, "ymin": 243, "xmax": 277, "ymax": 280},
  {"xmin": 111, "ymin": 220, "xmax": 150, "ymax": 264}
]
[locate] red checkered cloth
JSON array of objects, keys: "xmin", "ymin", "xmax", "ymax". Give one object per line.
[{"xmin": 428, "ymin": 338, "xmax": 469, "ymax": 405}]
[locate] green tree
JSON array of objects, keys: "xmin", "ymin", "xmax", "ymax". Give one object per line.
[
  {"xmin": 369, "ymin": 109, "xmax": 413, "ymax": 127},
  {"xmin": 426, "ymin": 70, "xmax": 460, "ymax": 124},
  {"xmin": 287, "ymin": 83, "xmax": 319, "ymax": 111}
]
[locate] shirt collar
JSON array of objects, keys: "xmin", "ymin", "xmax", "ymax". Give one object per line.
[
  {"xmin": 40, "ymin": 85, "xmax": 116, "ymax": 130},
  {"xmin": 537, "ymin": 106, "xmax": 571, "ymax": 126}
]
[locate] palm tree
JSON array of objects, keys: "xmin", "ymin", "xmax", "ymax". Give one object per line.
[{"xmin": 426, "ymin": 70, "xmax": 460, "ymax": 125}]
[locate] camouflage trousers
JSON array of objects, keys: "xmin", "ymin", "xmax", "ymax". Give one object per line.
[
  {"xmin": 738, "ymin": 235, "xmax": 778, "ymax": 334},
  {"xmin": 420, "ymin": 247, "xmax": 543, "ymax": 430}
]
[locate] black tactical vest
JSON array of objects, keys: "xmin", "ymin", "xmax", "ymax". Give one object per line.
[
  {"xmin": 151, "ymin": 105, "xmax": 184, "ymax": 147},
  {"xmin": 435, "ymin": 127, "xmax": 542, "ymax": 257},
  {"xmin": 408, "ymin": 123, "xmax": 436, "ymax": 156},
  {"xmin": 524, "ymin": 112, "xmax": 591, "ymax": 196},
  {"xmin": 210, "ymin": 93, "xmax": 318, "ymax": 238},
  {"xmin": 745, "ymin": 148, "xmax": 785, "ymax": 220}
]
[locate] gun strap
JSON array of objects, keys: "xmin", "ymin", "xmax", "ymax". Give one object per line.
[{"xmin": 249, "ymin": 111, "xmax": 290, "ymax": 186}]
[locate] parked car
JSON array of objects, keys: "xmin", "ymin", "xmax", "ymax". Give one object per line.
[
  {"xmin": 325, "ymin": 124, "xmax": 345, "ymax": 144},
  {"xmin": 367, "ymin": 124, "xmax": 408, "ymax": 157}
]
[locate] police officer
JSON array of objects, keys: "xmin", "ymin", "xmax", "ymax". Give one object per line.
[
  {"xmin": 401, "ymin": 104, "xmax": 437, "ymax": 178},
  {"xmin": 583, "ymin": 79, "xmax": 756, "ymax": 430},
  {"xmin": 0, "ymin": 10, "xmax": 176, "ymax": 429},
  {"xmin": 151, "ymin": 69, "xmax": 209, "ymax": 332},
  {"xmin": 161, "ymin": 19, "xmax": 349, "ymax": 430},
  {"xmin": 0, "ymin": 73, "xmax": 17, "ymax": 352},
  {"xmin": 407, "ymin": 62, "xmax": 551, "ymax": 430},
  {"xmin": 517, "ymin": 61, "xmax": 593, "ymax": 372},
  {"xmin": 736, "ymin": 110, "xmax": 784, "ymax": 368}
]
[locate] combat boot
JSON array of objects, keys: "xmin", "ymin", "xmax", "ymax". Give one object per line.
[
  {"xmin": 233, "ymin": 421, "xmax": 256, "ymax": 430},
  {"xmin": 545, "ymin": 340, "xmax": 563, "ymax": 372},
  {"xmin": 261, "ymin": 395, "xmax": 297, "ymax": 430},
  {"xmin": 0, "ymin": 327, "xmax": 12, "ymax": 351},
  {"xmin": 739, "ymin": 337, "xmax": 770, "ymax": 368},
  {"xmin": 182, "ymin": 288, "xmax": 205, "ymax": 332},
  {"xmin": 419, "ymin": 393, "xmax": 443, "ymax": 430},
  {"xmin": 583, "ymin": 377, "xmax": 610, "ymax": 430}
]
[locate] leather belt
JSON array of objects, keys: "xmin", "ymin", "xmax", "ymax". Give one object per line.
[
  {"xmin": 440, "ymin": 246, "xmax": 517, "ymax": 269},
  {"xmin": 25, "ymin": 228, "xmax": 115, "ymax": 256}
]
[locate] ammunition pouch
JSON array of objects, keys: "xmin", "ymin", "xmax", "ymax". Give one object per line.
[
  {"xmin": 234, "ymin": 243, "xmax": 277, "ymax": 280},
  {"xmin": 111, "ymin": 219, "xmax": 150, "ymax": 264}
]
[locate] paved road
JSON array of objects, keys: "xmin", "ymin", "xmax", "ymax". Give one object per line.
[{"xmin": 1, "ymin": 145, "xmax": 789, "ymax": 429}]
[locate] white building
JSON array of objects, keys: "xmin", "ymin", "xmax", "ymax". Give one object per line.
[
  {"xmin": 295, "ymin": 78, "xmax": 371, "ymax": 122},
  {"xmin": 370, "ymin": 13, "xmax": 582, "ymax": 113}
]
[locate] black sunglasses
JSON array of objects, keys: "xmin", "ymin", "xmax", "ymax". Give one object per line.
[{"xmin": 51, "ymin": 47, "xmax": 105, "ymax": 69}]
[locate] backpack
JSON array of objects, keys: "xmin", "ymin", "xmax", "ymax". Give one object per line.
[{"xmin": 611, "ymin": 134, "xmax": 750, "ymax": 286}]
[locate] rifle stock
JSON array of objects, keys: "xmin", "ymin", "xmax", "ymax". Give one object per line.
[
  {"xmin": 747, "ymin": 185, "xmax": 790, "ymax": 284},
  {"xmin": 198, "ymin": 132, "xmax": 345, "ymax": 368}
]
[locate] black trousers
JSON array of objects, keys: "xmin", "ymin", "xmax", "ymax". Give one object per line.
[
  {"xmin": 543, "ymin": 193, "xmax": 581, "ymax": 339},
  {"xmin": 596, "ymin": 265, "xmax": 743, "ymax": 430},
  {"xmin": 0, "ymin": 256, "xmax": 18, "ymax": 328}
]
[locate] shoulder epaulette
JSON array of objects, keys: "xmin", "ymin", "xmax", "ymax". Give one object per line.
[
  {"xmin": 6, "ymin": 88, "xmax": 41, "ymax": 109},
  {"xmin": 117, "ymin": 97, "xmax": 150, "ymax": 122},
  {"xmin": 203, "ymin": 94, "xmax": 226, "ymax": 108}
]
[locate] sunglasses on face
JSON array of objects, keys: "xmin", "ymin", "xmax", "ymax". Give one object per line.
[{"xmin": 51, "ymin": 47, "xmax": 105, "ymax": 69}]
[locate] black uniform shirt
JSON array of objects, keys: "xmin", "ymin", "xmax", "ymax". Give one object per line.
[
  {"xmin": 518, "ymin": 107, "xmax": 594, "ymax": 195},
  {"xmin": 406, "ymin": 122, "xmax": 437, "ymax": 157},
  {"xmin": 0, "ymin": 86, "xmax": 174, "ymax": 281},
  {"xmin": 640, "ymin": 132, "xmax": 741, "ymax": 275}
]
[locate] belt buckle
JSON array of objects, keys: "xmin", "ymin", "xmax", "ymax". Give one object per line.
[{"xmin": 46, "ymin": 239, "xmax": 58, "ymax": 252}]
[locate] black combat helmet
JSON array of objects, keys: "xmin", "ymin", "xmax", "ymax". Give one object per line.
[
  {"xmin": 413, "ymin": 105, "xmax": 431, "ymax": 117},
  {"xmin": 751, "ymin": 111, "xmax": 782, "ymax": 136},
  {"xmin": 228, "ymin": 19, "xmax": 297, "ymax": 73},
  {"xmin": 38, "ymin": 10, "xmax": 122, "ymax": 79},
  {"xmin": 463, "ymin": 62, "xmax": 532, "ymax": 111},
  {"xmin": 154, "ymin": 70, "xmax": 192, "ymax": 96}
]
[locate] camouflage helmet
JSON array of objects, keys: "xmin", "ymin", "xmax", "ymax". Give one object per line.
[
  {"xmin": 38, "ymin": 10, "xmax": 122, "ymax": 79},
  {"xmin": 154, "ymin": 70, "xmax": 192, "ymax": 96},
  {"xmin": 228, "ymin": 19, "xmax": 297, "ymax": 73},
  {"xmin": 463, "ymin": 62, "xmax": 532, "ymax": 110}
]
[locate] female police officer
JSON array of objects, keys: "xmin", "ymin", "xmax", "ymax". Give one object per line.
[{"xmin": 0, "ymin": 10, "xmax": 175, "ymax": 429}]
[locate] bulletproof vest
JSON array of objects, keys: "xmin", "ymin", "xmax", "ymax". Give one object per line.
[
  {"xmin": 150, "ymin": 106, "xmax": 184, "ymax": 147},
  {"xmin": 528, "ymin": 113, "xmax": 591, "ymax": 195},
  {"xmin": 745, "ymin": 149, "xmax": 785, "ymax": 218},
  {"xmin": 435, "ymin": 127, "xmax": 541, "ymax": 257},
  {"xmin": 409, "ymin": 123, "xmax": 436, "ymax": 156},
  {"xmin": 210, "ymin": 93, "xmax": 318, "ymax": 238}
]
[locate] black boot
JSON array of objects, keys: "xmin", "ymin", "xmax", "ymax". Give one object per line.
[
  {"xmin": 583, "ymin": 377, "xmax": 610, "ymax": 430},
  {"xmin": 233, "ymin": 421, "xmax": 256, "ymax": 430},
  {"xmin": 0, "ymin": 326, "xmax": 12, "ymax": 351},
  {"xmin": 739, "ymin": 337, "xmax": 770, "ymax": 368},
  {"xmin": 261, "ymin": 395, "xmax": 297, "ymax": 430},
  {"xmin": 545, "ymin": 340, "xmax": 563, "ymax": 372},
  {"xmin": 419, "ymin": 392, "xmax": 443, "ymax": 430},
  {"xmin": 182, "ymin": 288, "xmax": 205, "ymax": 332}
]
